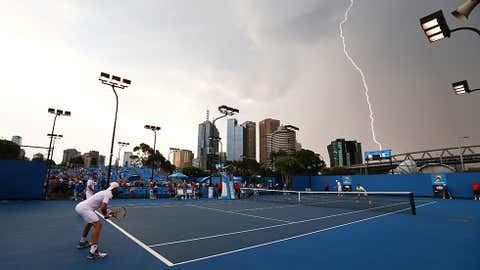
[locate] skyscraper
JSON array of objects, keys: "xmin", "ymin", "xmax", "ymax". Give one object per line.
[
  {"xmin": 227, "ymin": 119, "xmax": 244, "ymax": 161},
  {"xmin": 259, "ymin": 118, "xmax": 280, "ymax": 167},
  {"xmin": 265, "ymin": 125, "xmax": 298, "ymax": 168},
  {"xmin": 123, "ymin": 151, "xmax": 133, "ymax": 166},
  {"xmin": 62, "ymin": 148, "xmax": 81, "ymax": 164},
  {"xmin": 242, "ymin": 121, "xmax": 256, "ymax": 161},
  {"xmin": 197, "ymin": 120, "xmax": 219, "ymax": 170},
  {"xmin": 11, "ymin": 135, "xmax": 22, "ymax": 145},
  {"xmin": 173, "ymin": 149, "xmax": 194, "ymax": 168},
  {"xmin": 327, "ymin": 139, "xmax": 362, "ymax": 167}
]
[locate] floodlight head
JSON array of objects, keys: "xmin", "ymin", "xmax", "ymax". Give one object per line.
[
  {"xmin": 420, "ymin": 10, "xmax": 451, "ymax": 43},
  {"xmin": 121, "ymin": 78, "xmax": 131, "ymax": 88},
  {"xmin": 99, "ymin": 72, "xmax": 111, "ymax": 82},
  {"xmin": 155, "ymin": 126, "xmax": 161, "ymax": 131},
  {"xmin": 452, "ymin": 0, "xmax": 480, "ymax": 22},
  {"xmin": 452, "ymin": 80, "xmax": 470, "ymax": 95},
  {"xmin": 64, "ymin": 111, "xmax": 71, "ymax": 116},
  {"xmin": 145, "ymin": 125, "xmax": 151, "ymax": 129},
  {"xmin": 58, "ymin": 135, "xmax": 63, "ymax": 138},
  {"xmin": 56, "ymin": 109, "xmax": 63, "ymax": 115},
  {"xmin": 48, "ymin": 108, "xmax": 55, "ymax": 114}
]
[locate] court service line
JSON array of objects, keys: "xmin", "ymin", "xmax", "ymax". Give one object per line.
[
  {"xmin": 171, "ymin": 201, "xmax": 437, "ymax": 266},
  {"xmin": 231, "ymin": 204, "xmax": 301, "ymax": 212},
  {"xmin": 186, "ymin": 204, "xmax": 291, "ymax": 223},
  {"xmin": 95, "ymin": 211, "xmax": 174, "ymax": 267},
  {"xmin": 148, "ymin": 201, "xmax": 423, "ymax": 248}
]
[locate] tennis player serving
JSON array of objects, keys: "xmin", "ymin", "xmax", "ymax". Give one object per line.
[
  {"xmin": 75, "ymin": 182, "xmax": 120, "ymax": 259},
  {"xmin": 355, "ymin": 184, "xmax": 372, "ymax": 205}
]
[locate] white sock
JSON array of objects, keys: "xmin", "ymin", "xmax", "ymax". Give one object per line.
[
  {"xmin": 90, "ymin": 244, "xmax": 98, "ymax": 253},
  {"xmin": 80, "ymin": 236, "xmax": 86, "ymax": 242}
]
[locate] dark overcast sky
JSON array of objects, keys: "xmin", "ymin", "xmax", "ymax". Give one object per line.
[{"xmin": 1, "ymin": 0, "xmax": 479, "ymax": 164}]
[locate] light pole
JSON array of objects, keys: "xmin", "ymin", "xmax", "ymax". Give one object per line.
[
  {"xmin": 99, "ymin": 72, "xmax": 131, "ymax": 185},
  {"xmin": 145, "ymin": 125, "xmax": 161, "ymax": 181},
  {"xmin": 208, "ymin": 105, "xmax": 239, "ymax": 170},
  {"xmin": 458, "ymin": 136, "xmax": 470, "ymax": 172},
  {"xmin": 117, "ymin": 141, "xmax": 130, "ymax": 166},
  {"xmin": 46, "ymin": 108, "xmax": 70, "ymax": 178},
  {"xmin": 48, "ymin": 134, "xmax": 63, "ymax": 165}
]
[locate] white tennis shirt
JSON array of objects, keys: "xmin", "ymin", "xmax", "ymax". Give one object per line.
[{"xmin": 79, "ymin": 190, "xmax": 112, "ymax": 211}]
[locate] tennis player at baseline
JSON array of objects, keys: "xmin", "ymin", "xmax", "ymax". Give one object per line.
[
  {"xmin": 75, "ymin": 182, "xmax": 120, "ymax": 259},
  {"xmin": 355, "ymin": 184, "xmax": 372, "ymax": 205}
]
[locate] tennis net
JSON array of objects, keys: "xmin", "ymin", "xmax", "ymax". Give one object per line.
[{"xmin": 239, "ymin": 188, "xmax": 417, "ymax": 215}]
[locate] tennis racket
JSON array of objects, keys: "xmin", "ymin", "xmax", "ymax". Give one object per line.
[{"xmin": 109, "ymin": 207, "xmax": 127, "ymax": 219}]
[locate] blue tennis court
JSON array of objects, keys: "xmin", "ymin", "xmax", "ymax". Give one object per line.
[{"xmin": 1, "ymin": 197, "xmax": 479, "ymax": 270}]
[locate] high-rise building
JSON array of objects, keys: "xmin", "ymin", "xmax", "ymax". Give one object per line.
[
  {"xmin": 197, "ymin": 120, "xmax": 219, "ymax": 170},
  {"xmin": 327, "ymin": 139, "xmax": 362, "ymax": 167},
  {"xmin": 265, "ymin": 125, "xmax": 298, "ymax": 168},
  {"xmin": 242, "ymin": 121, "xmax": 256, "ymax": 160},
  {"xmin": 11, "ymin": 135, "xmax": 22, "ymax": 145},
  {"xmin": 62, "ymin": 148, "xmax": 81, "ymax": 164},
  {"xmin": 227, "ymin": 119, "xmax": 244, "ymax": 161},
  {"xmin": 259, "ymin": 118, "xmax": 280, "ymax": 167},
  {"xmin": 99, "ymin": 155, "xmax": 106, "ymax": 167},
  {"xmin": 173, "ymin": 149, "xmax": 194, "ymax": 168},
  {"xmin": 83, "ymin": 151, "xmax": 100, "ymax": 167},
  {"xmin": 123, "ymin": 151, "xmax": 133, "ymax": 166}
]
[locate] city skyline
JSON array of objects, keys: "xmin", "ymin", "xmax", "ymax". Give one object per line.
[{"xmin": 1, "ymin": 0, "xmax": 480, "ymax": 166}]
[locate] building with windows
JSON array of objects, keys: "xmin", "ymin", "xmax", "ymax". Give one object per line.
[
  {"xmin": 62, "ymin": 148, "xmax": 81, "ymax": 164},
  {"xmin": 259, "ymin": 118, "xmax": 280, "ymax": 167},
  {"xmin": 123, "ymin": 151, "xmax": 133, "ymax": 167},
  {"xmin": 242, "ymin": 121, "xmax": 256, "ymax": 160},
  {"xmin": 227, "ymin": 119, "xmax": 244, "ymax": 161},
  {"xmin": 327, "ymin": 139, "xmax": 362, "ymax": 167},
  {"xmin": 265, "ymin": 125, "xmax": 299, "ymax": 169},
  {"xmin": 33, "ymin": 153, "xmax": 44, "ymax": 160},
  {"xmin": 172, "ymin": 149, "xmax": 194, "ymax": 168},
  {"xmin": 83, "ymin": 151, "xmax": 100, "ymax": 167},
  {"xmin": 197, "ymin": 120, "xmax": 220, "ymax": 170}
]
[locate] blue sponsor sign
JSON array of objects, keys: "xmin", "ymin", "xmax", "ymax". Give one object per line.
[
  {"xmin": 365, "ymin": 149, "xmax": 392, "ymax": 160},
  {"xmin": 431, "ymin": 174, "xmax": 447, "ymax": 185},
  {"xmin": 342, "ymin": 176, "xmax": 352, "ymax": 185}
]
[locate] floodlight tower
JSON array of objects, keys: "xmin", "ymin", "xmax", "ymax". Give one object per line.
[
  {"xmin": 46, "ymin": 108, "xmax": 70, "ymax": 177},
  {"xmin": 209, "ymin": 105, "xmax": 239, "ymax": 167},
  {"xmin": 145, "ymin": 125, "xmax": 161, "ymax": 181},
  {"xmin": 117, "ymin": 141, "xmax": 130, "ymax": 166},
  {"xmin": 99, "ymin": 72, "xmax": 131, "ymax": 185}
]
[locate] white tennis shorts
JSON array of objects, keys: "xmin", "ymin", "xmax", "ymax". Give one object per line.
[{"xmin": 75, "ymin": 203, "xmax": 99, "ymax": 223}]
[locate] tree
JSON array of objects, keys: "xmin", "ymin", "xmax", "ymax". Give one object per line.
[
  {"xmin": 69, "ymin": 156, "xmax": 84, "ymax": 166},
  {"xmin": 182, "ymin": 166, "xmax": 209, "ymax": 178},
  {"xmin": 274, "ymin": 156, "xmax": 303, "ymax": 187},
  {"xmin": 131, "ymin": 143, "xmax": 173, "ymax": 173},
  {"xmin": 0, "ymin": 139, "xmax": 20, "ymax": 160},
  {"xmin": 321, "ymin": 167, "xmax": 357, "ymax": 176},
  {"xmin": 294, "ymin": 149, "xmax": 326, "ymax": 175}
]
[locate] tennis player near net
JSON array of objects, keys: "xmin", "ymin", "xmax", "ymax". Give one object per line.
[
  {"xmin": 75, "ymin": 182, "xmax": 120, "ymax": 259},
  {"xmin": 355, "ymin": 184, "xmax": 372, "ymax": 205},
  {"xmin": 336, "ymin": 180, "xmax": 342, "ymax": 197}
]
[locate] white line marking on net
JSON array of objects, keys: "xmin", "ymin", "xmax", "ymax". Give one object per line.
[
  {"xmin": 95, "ymin": 211, "xmax": 174, "ymax": 267},
  {"xmin": 170, "ymin": 201, "xmax": 437, "ymax": 266},
  {"xmin": 148, "ymin": 201, "xmax": 422, "ymax": 248},
  {"xmin": 186, "ymin": 204, "xmax": 292, "ymax": 223}
]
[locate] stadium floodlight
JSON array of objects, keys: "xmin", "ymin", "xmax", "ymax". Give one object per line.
[
  {"xmin": 116, "ymin": 141, "xmax": 130, "ymax": 167},
  {"xmin": 46, "ymin": 108, "xmax": 71, "ymax": 180},
  {"xmin": 420, "ymin": 10, "xmax": 451, "ymax": 43},
  {"xmin": 452, "ymin": 80, "xmax": 480, "ymax": 95},
  {"xmin": 144, "ymin": 124, "xmax": 161, "ymax": 180},
  {"xmin": 420, "ymin": 10, "xmax": 480, "ymax": 44},
  {"xmin": 99, "ymin": 72, "xmax": 131, "ymax": 186}
]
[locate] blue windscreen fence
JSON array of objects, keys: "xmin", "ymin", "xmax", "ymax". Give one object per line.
[
  {"xmin": 292, "ymin": 173, "xmax": 480, "ymax": 198},
  {"xmin": 0, "ymin": 160, "xmax": 47, "ymax": 200}
]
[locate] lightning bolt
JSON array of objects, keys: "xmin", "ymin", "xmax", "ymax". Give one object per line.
[{"xmin": 339, "ymin": 0, "xmax": 383, "ymax": 150}]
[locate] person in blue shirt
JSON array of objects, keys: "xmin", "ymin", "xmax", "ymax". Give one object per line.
[{"xmin": 74, "ymin": 181, "xmax": 85, "ymax": 201}]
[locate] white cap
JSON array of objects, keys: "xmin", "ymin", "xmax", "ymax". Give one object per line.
[{"xmin": 108, "ymin": 182, "xmax": 119, "ymax": 190}]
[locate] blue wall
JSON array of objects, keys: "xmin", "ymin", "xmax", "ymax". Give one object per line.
[
  {"xmin": 292, "ymin": 173, "xmax": 480, "ymax": 198},
  {"xmin": 0, "ymin": 160, "xmax": 47, "ymax": 199}
]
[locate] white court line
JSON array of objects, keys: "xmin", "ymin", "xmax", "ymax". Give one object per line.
[
  {"xmin": 148, "ymin": 201, "xmax": 413, "ymax": 248},
  {"xmin": 171, "ymin": 201, "xmax": 437, "ymax": 266},
  {"xmin": 187, "ymin": 204, "xmax": 292, "ymax": 223},
  {"xmin": 95, "ymin": 211, "xmax": 174, "ymax": 267}
]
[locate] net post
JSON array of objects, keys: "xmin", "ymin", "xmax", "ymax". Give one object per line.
[{"xmin": 409, "ymin": 193, "xmax": 416, "ymax": 215}]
